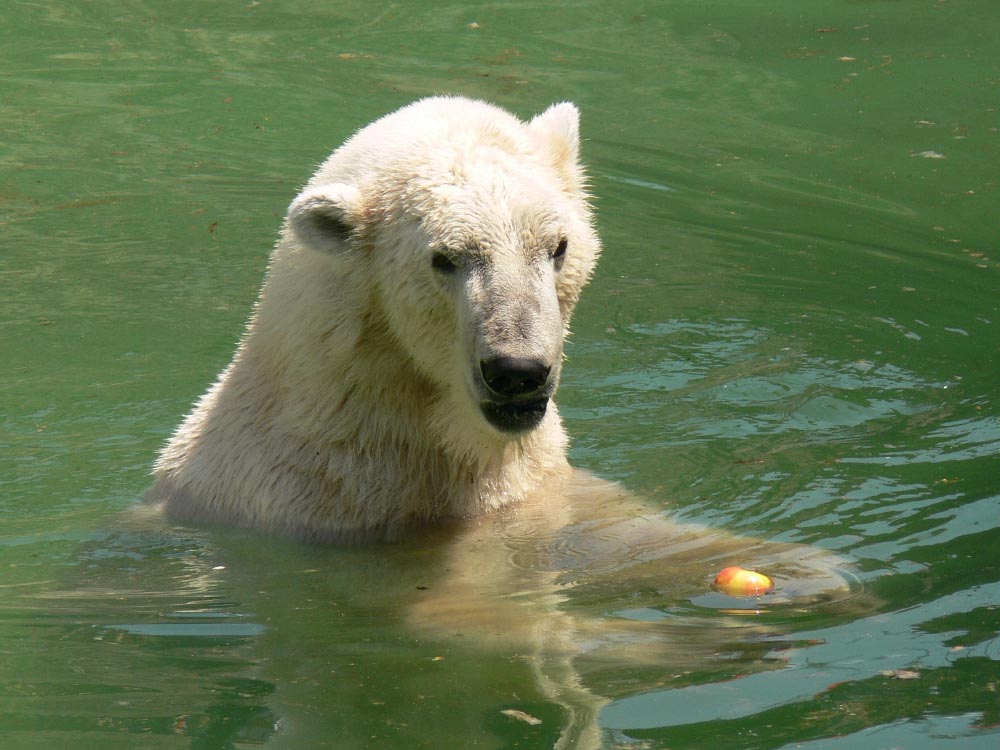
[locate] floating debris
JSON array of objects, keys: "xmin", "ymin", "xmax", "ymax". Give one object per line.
[
  {"xmin": 501, "ymin": 709, "xmax": 542, "ymax": 725},
  {"xmin": 881, "ymin": 669, "xmax": 921, "ymax": 680}
]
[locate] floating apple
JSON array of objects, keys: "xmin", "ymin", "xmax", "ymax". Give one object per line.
[{"xmin": 713, "ymin": 566, "xmax": 774, "ymax": 596}]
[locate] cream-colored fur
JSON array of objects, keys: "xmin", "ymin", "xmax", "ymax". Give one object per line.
[{"xmin": 148, "ymin": 96, "xmax": 600, "ymax": 541}]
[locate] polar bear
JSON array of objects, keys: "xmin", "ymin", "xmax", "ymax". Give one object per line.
[
  {"xmin": 147, "ymin": 97, "xmax": 862, "ymax": 749},
  {"xmin": 148, "ymin": 96, "xmax": 601, "ymax": 541}
]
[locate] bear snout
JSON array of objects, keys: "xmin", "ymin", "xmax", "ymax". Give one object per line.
[
  {"xmin": 477, "ymin": 356, "xmax": 555, "ymax": 434},
  {"xmin": 480, "ymin": 356, "xmax": 552, "ymax": 401}
]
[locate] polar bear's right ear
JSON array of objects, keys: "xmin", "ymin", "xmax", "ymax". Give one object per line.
[{"xmin": 287, "ymin": 183, "xmax": 363, "ymax": 254}]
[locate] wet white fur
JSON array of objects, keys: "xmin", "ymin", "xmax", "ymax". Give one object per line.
[{"xmin": 148, "ymin": 97, "xmax": 601, "ymax": 541}]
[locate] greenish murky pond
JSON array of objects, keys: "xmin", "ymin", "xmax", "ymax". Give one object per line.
[{"xmin": 3, "ymin": 1, "xmax": 998, "ymax": 748}]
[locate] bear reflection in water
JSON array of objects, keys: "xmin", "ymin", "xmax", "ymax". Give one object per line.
[{"xmin": 147, "ymin": 97, "xmax": 861, "ymax": 748}]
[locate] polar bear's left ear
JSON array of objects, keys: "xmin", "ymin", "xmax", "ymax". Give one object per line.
[
  {"xmin": 287, "ymin": 183, "xmax": 363, "ymax": 254},
  {"xmin": 529, "ymin": 102, "xmax": 580, "ymax": 167}
]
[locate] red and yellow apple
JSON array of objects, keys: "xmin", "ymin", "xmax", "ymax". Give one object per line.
[{"xmin": 713, "ymin": 566, "xmax": 774, "ymax": 596}]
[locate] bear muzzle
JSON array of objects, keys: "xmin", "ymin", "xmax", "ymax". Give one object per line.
[{"xmin": 477, "ymin": 356, "xmax": 555, "ymax": 433}]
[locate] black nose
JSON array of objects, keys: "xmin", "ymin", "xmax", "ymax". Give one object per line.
[{"xmin": 480, "ymin": 357, "xmax": 551, "ymax": 400}]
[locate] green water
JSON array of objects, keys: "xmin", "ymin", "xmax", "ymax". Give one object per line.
[{"xmin": 2, "ymin": 1, "xmax": 998, "ymax": 748}]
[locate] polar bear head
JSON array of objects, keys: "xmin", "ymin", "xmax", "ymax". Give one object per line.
[{"xmin": 284, "ymin": 97, "xmax": 600, "ymax": 451}]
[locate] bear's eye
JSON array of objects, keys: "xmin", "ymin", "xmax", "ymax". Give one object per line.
[
  {"xmin": 431, "ymin": 251, "xmax": 458, "ymax": 274},
  {"xmin": 552, "ymin": 238, "xmax": 568, "ymax": 268}
]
